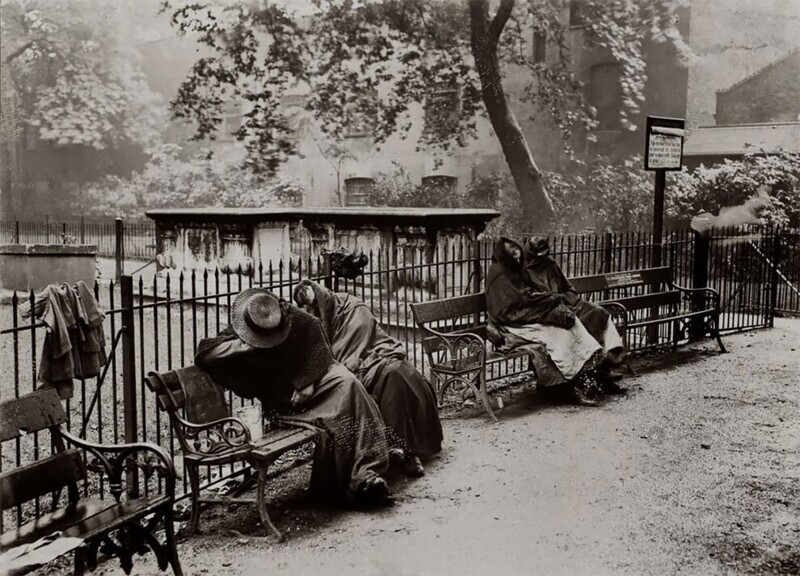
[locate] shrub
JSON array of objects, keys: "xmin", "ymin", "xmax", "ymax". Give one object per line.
[
  {"xmin": 667, "ymin": 151, "xmax": 800, "ymax": 228},
  {"xmin": 83, "ymin": 145, "xmax": 305, "ymax": 218}
]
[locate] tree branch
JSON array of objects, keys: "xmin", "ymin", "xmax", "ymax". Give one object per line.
[
  {"xmin": 489, "ymin": 0, "xmax": 514, "ymax": 47},
  {"xmin": 4, "ymin": 39, "xmax": 41, "ymax": 64}
]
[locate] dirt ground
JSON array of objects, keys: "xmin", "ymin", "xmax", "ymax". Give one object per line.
[{"xmin": 53, "ymin": 319, "xmax": 800, "ymax": 575}]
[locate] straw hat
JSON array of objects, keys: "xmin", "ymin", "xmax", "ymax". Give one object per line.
[{"xmin": 231, "ymin": 288, "xmax": 291, "ymax": 349}]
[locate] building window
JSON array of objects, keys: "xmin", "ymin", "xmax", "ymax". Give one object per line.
[
  {"xmin": 344, "ymin": 177, "xmax": 374, "ymax": 206},
  {"xmin": 569, "ymin": 0, "xmax": 586, "ymax": 27},
  {"xmin": 421, "ymin": 175, "xmax": 457, "ymax": 196},
  {"xmin": 424, "ymin": 82, "xmax": 460, "ymax": 137},
  {"xmin": 221, "ymin": 102, "xmax": 242, "ymax": 141},
  {"xmin": 532, "ymin": 29, "xmax": 547, "ymax": 64},
  {"xmin": 589, "ymin": 63, "xmax": 622, "ymax": 131},
  {"xmin": 344, "ymin": 115, "xmax": 373, "ymax": 139}
]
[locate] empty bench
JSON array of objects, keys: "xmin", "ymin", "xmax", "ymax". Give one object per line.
[
  {"xmin": 410, "ymin": 266, "xmax": 724, "ymax": 421},
  {"xmin": 0, "ymin": 388, "xmax": 182, "ymax": 576},
  {"xmin": 570, "ymin": 266, "xmax": 726, "ymax": 353},
  {"xmin": 145, "ymin": 366, "xmax": 321, "ymax": 541}
]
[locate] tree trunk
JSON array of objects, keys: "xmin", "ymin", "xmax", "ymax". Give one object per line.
[{"xmin": 469, "ymin": 0, "xmax": 556, "ymax": 233}]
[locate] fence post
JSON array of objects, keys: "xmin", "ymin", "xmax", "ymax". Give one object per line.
[
  {"xmin": 322, "ymin": 251, "xmax": 337, "ymax": 291},
  {"xmin": 14, "ymin": 219, "xmax": 19, "ymax": 243},
  {"xmin": 471, "ymin": 238, "xmax": 482, "ymax": 295},
  {"xmin": 690, "ymin": 230, "xmax": 710, "ymax": 339},
  {"xmin": 45, "ymin": 215, "xmax": 50, "ymax": 243},
  {"xmin": 61, "ymin": 222, "xmax": 67, "ymax": 243},
  {"xmin": 120, "ymin": 275, "xmax": 139, "ymax": 497},
  {"xmin": 115, "ymin": 217, "xmax": 124, "ymax": 280},
  {"xmin": 80, "ymin": 215, "xmax": 85, "ymax": 244},
  {"xmin": 768, "ymin": 231, "xmax": 782, "ymax": 328}
]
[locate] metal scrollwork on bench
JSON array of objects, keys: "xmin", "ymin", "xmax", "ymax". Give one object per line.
[{"xmin": 180, "ymin": 415, "xmax": 251, "ymax": 457}]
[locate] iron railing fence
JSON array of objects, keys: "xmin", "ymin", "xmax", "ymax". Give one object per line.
[
  {"xmin": 0, "ymin": 226, "xmax": 788, "ymax": 530},
  {"xmin": 0, "ymin": 217, "xmax": 156, "ymax": 260}
]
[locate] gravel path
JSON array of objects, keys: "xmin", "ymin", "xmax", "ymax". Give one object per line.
[{"xmin": 85, "ymin": 319, "xmax": 800, "ymax": 575}]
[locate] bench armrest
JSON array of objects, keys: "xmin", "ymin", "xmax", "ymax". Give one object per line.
[
  {"xmin": 671, "ymin": 283, "xmax": 721, "ymax": 309},
  {"xmin": 60, "ymin": 430, "xmax": 177, "ymax": 502},
  {"xmin": 420, "ymin": 325, "xmax": 487, "ymax": 369},
  {"xmin": 170, "ymin": 414, "xmax": 252, "ymax": 459}
]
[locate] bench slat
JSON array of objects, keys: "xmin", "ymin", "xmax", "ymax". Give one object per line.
[
  {"xmin": 571, "ymin": 267, "xmax": 673, "ymax": 293},
  {"xmin": 604, "ymin": 291, "xmax": 681, "ymax": 311},
  {"xmin": 411, "ymin": 294, "xmax": 486, "ymax": 325},
  {"xmin": 0, "ymin": 388, "xmax": 66, "ymax": 442},
  {"xmin": 250, "ymin": 428, "xmax": 318, "ymax": 462},
  {"xmin": 0, "ymin": 496, "xmax": 169, "ymax": 550},
  {"xmin": 0, "ymin": 448, "xmax": 86, "ymax": 510}
]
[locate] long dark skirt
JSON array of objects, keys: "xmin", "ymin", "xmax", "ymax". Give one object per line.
[
  {"xmin": 364, "ymin": 358, "xmax": 443, "ymax": 458},
  {"xmin": 281, "ymin": 363, "xmax": 390, "ymax": 500},
  {"xmin": 570, "ymin": 300, "xmax": 610, "ymax": 344}
]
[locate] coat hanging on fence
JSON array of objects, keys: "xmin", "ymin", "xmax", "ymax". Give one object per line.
[{"xmin": 22, "ymin": 281, "xmax": 107, "ymax": 399}]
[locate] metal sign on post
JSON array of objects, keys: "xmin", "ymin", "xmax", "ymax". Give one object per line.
[{"xmin": 644, "ymin": 116, "xmax": 685, "ymax": 268}]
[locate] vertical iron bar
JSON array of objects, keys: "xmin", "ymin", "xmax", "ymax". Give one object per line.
[{"xmin": 120, "ymin": 275, "xmax": 139, "ymax": 497}]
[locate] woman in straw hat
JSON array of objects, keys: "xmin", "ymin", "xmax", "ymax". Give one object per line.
[
  {"xmin": 195, "ymin": 288, "xmax": 393, "ymax": 506},
  {"xmin": 293, "ymin": 280, "xmax": 443, "ymax": 478}
]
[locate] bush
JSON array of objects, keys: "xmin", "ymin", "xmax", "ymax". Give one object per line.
[
  {"xmin": 667, "ymin": 151, "xmax": 800, "ymax": 228},
  {"xmin": 83, "ymin": 145, "xmax": 305, "ymax": 218}
]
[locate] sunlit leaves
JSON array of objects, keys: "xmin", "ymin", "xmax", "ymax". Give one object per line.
[
  {"xmin": 1, "ymin": 0, "xmax": 164, "ymax": 151},
  {"xmin": 166, "ymin": 0, "xmax": 686, "ymax": 174}
]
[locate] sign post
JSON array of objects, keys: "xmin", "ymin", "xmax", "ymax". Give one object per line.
[{"xmin": 644, "ymin": 116, "xmax": 685, "ymax": 267}]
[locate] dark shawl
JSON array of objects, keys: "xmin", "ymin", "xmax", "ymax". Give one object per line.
[
  {"xmin": 297, "ymin": 281, "xmax": 442, "ymax": 457},
  {"xmin": 523, "ymin": 237, "xmax": 610, "ymax": 342},
  {"xmin": 522, "ymin": 237, "xmax": 576, "ymax": 296},
  {"xmin": 296, "ymin": 280, "xmax": 406, "ymax": 384},
  {"xmin": 485, "ymin": 238, "xmax": 561, "ymax": 326},
  {"xmin": 194, "ymin": 301, "xmax": 334, "ymax": 413}
]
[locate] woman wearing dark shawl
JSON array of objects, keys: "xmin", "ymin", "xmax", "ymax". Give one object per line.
[
  {"xmin": 485, "ymin": 238, "xmax": 605, "ymax": 405},
  {"xmin": 523, "ymin": 236, "xmax": 628, "ymax": 387},
  {"xmin": 195, "ymin": 288, "xmax": 393, "ymax": 506},
  {"xmin": 293, "ymin": 280, "xmax": 443, "ymax": 477}
]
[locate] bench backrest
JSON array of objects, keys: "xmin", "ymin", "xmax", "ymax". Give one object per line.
[
  {"xmin": 0, "ymin": 388, "xmax": 85, "ymax": 511},
  {"xmin": 410, "ymin": 293, "xmax": 487, "ymax": 325},
  {"xmin": 570, "ymin": 267, "xmax": 673, "ymax": 294},
  {"xmin": 145, "ymin": 366, "xmax": 228, "ymax": 424}
]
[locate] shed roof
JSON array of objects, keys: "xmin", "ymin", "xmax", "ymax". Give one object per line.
[{"xmin": 684, "ymin": 123, "xmax": 800, "ymax": 156}]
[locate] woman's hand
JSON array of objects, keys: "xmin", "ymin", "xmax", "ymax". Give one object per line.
[{"xmin": 291, "ymin": 383, "xmax": 315, "ymax": 406}]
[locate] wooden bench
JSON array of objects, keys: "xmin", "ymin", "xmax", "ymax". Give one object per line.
[
  {"xmin": 145, "ymin": 367, "xmax": 321, "ymax": 541},
  {"xmin": 0, "ymin": 388, "xmax": 182, "ymax": 576},
  {"xmin": 410, "ymin": 266, "xmax": 724, "ymax": 421},
  {"xmin": 570, "ymin": 266, "xmax": 726, "ymax": 353}
]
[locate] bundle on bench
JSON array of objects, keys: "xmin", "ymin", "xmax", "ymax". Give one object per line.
[
  {"xmin": 145, "ymin": 366, "xmax": 321, "ymax": 541},
  {"xmin": 0, "ymin": 388, "xmax": 182, "ymax": 576}
]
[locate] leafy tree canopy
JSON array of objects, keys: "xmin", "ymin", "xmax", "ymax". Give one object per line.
[
  {"xmin": 165, "ymin": 0, "xmax": 688, "ymax": 176},
  {"xmin": 1, "ymin": 0, "xmax": 164, "ymax": 150}
]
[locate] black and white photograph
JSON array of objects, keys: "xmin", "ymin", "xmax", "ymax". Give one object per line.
[{"xmin": 1, "ymin": 1, "xmax": 798, "ymax": 574}]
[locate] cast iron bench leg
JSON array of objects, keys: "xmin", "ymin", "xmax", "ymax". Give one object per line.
[
  {"xmin": 164, "ymin": 504, "xmax": 184, "ymax": 576},
  {"xmin": 713, "ymin": 312, "xmax": 727, "ymax": 353},
  {"xmin": 185, "ymin": 462, "xmax": 202, "ymax": 536},
  {"xmin": 478, "ymin": 371, "xmax": 498, "ymax": 423},
  {"xmin": 256, "ymin": 464, "xmax": 284, "ymax": 541}
]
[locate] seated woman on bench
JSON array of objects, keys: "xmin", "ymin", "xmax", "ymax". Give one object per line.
[
  {"xmin": 524, "ymin": 237, "xmax": 628, "ymax": 386},
  {"xmin": 293, "ymin": 280, "xmax": 443, "ymax": 478},
  {"xmin": 485, "ymin": 238, "xmax": 624, "ymax": 406},
  {"xmin": 195, "ymin": 288, "xmax": 394, "ymax": 507}
]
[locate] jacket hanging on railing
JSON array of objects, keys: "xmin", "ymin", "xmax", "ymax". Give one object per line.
[{"xmin": 22, "ymin": 281, "xmax": 107, "ymax": 399}]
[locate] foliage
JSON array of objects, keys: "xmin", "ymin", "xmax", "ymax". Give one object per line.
[
  {"xmin": 164, "ymin": 0, "xmax": 686, "ymax": 172},
  {"xmin": 1, "ymin": 0, "xmax": 164, "ymax": 151},
  {"xmin": 667, "ymin": 152, "xmax": 800, "ymax": 228},
  {"xmin": 82, "ymin": 145, "xmax": 304, "ymax": 218}
]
